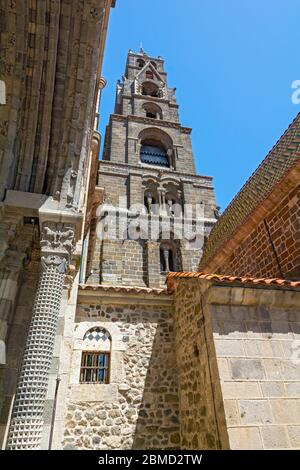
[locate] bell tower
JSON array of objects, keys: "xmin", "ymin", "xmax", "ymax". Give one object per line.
[{"xmin": 85, "ymin": 49, "xmax": 217, "ymax": 287}]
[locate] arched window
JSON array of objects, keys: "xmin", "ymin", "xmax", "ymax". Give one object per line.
[
  {"xmin": 165, "ymin": 189, "xmax": 182, "ymax": 217},
  {"xmin": 145, "ymin": 71, "xmax": 154, "ymax": 80},
  {"xmin": 139, "ymin": 128, "xmax": 174, "ymax": 168},
  {"xmin": 160, "ymin": 241, "xmax": 176, "ymax": 273},
  {"xmin": 142, "ymin": 102, "xmax": 163, "ymax": 119},
  {"xmin": 137, "ymin": 58, "xmax": 145, "ymax": 68},
  {"xmin": 141, "ymin": 81, "xmax": 160, "ymax": 97},
  {"xmin": 144, "ymin": 189, "xmax": 158, "ymax": 214},
  {"xmin": 80, "ymin": 327, "xmax": 111, "ymax": 384}
]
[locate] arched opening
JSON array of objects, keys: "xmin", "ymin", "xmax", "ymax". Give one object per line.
[
  {"xmin": 165, "ymin": 187, "xmax": 182, "ymax": 217},
  {"xmin": 80, "ymin": 327, "xmax": 111, "ymax": 384},
  {"xmin": 160, "ymin": 241, "xmax": 176, "ymax": 273},
  {"xmin": 141, "ymin": 81, "xmax": 160, "ymax": 97},
  {"xmin": 142, "ymin": 102, "xmax": 163, "ymax": 120},
  {"xmin": 150, "ymin": 61, "xmax": 157, "ymax": 69},
  {"xmin": 139, "ymin": 128, "xmax": 174, "ymax": 168},
  {"xmin": 144, "ymin": 188, "xmax": 159, "ymax": 214},
  {"xmin": 145, "ymin": 71, "xmax": 154, "ymax": 80},
  {"xmin": 137, "ymin": 58, "xmax": 145, "ymax": 68}
]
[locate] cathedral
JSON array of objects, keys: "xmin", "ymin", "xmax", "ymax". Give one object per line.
[{"xmin": 0, "ymin": 0, "xmax": 300, "ymax": 451}]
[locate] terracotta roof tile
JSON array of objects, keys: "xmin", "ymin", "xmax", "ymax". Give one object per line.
[
  {"xmin": 200, "ymin": 113, "xmax": 300, "ymax": 269},
  {"xmin": 79, "ymin": 284, "xmax": 169, "ymax": 296},
  {"xmin": 166, "ymin": 271, "xmax": 300, "ymax": 291}
]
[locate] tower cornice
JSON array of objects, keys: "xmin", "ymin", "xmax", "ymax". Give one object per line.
[{"xmin": 109, "ymin": 113, "xmax": 192, "ymax": 134}]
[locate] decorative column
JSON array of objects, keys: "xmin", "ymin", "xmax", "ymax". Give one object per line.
[{"xmin": 6, "ymin": 222, "xmax": 75, "ymax": 450}]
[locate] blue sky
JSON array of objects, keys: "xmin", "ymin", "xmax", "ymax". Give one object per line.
[{"xmin": 99, "ymin": 0, "xmax": 300, "ymax": 211}]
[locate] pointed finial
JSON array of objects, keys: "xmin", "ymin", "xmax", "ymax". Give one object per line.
[{"xmin": 140, "ymin": 42, "xmax": 144, "ymax": 54}]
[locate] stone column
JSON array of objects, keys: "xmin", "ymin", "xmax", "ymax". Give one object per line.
[
  {"xmin": 6, "ymin": 222, "xmax": 75, "ymax": 450},
  {"xmin": 163, "ymin": 249, "xmax": 170, "ymax": 272}
]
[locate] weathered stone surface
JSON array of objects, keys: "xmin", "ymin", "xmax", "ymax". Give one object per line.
[
  {"xmin": 62, "ymin": 303, "xmax": 180, "ymax": 450},
  {"xmin": 231, "ymin": 359, "xmax": 265, "ymax": 380}
]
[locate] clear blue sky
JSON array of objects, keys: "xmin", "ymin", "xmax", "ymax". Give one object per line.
[{"xmin": 99, "ymin": 0, "xmax": 300, "ymax": 211}]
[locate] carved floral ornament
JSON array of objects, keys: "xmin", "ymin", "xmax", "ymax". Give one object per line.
[{"xmin": 40, "ymin": 222, "xmax": 76, "ymax": 257}]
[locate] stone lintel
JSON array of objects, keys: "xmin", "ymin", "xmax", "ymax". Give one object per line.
[
  {"xmin": 38, "ymin": 197, "xmax": 83, "ymax": 245},
  {"xmin": 69, "ymin": 384, "xmax": 118, "ymax": 403},
  {"xmin": 4, "ymin": 190, "xmax": 48, "ymax": 212}
]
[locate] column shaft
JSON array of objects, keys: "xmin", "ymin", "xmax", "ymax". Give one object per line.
[{"xmin": 6, "ymin": 255, "xmax": 66, "ymax": 449}]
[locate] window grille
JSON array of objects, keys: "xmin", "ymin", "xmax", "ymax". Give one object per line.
[{"xmin": 80, "ymin": 351, "xmax": 110, "ymax": 384}]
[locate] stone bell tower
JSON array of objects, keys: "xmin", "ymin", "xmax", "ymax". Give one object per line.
[
  {"xmin": 85, "ymin": 49, "xmax": 217, "ymax": 288},
  {"xmin": 61, "ymin": 50, "xmax": 217, "ymax": 450}
]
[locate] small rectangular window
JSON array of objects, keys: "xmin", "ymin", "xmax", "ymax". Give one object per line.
[{"xmin": 80, "ymin": 351, "xmax": 110, "ymax": 384}]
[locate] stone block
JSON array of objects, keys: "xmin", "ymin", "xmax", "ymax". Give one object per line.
[
  {"xmin": 280, "ymin": 361, "xmax": 300, "ymax": 380},
  {"xmin": 271, "ymin": 399, "xmax": 300, "ymax": 424},
  {"xmin": 260, "ymin": 425, "xmax": 289, "ymax": 449},
  {"xmin": 228, "ymin": 427, "xmax": 263, "ymax": 450},
  {"xmin": 285, "ymin": 382, "xmax": 300, "ymax": 397},
  {"xmin": 244, "ymin": 339, "xmax": 283, "ymax": 358},
  {"xmin": 69, "ymin": 384, "xmax": 118, "ymax": 402},
  {"xmin": 216, "ymin": 358, "xmax": 231, "ymax": 380},
  {"xmin": 262, "ymin": 359, "xmax": 282, "ymax": 380},
  {"xmin": 224, "ymin": 400, "xmax": 240, "ymax": 426},
  {"xmin": 239, "ymin": 400, "xmax": 273, "ymax": 425},
  {"xmin": 222, "ymin": 381, "xmax": 261, "ymax": 399},
  {"xmin": 230, "ymin": 359, "xmax": 265, "ymax": 380},
  {"xmin": 215, "ymin": 339, "xmax": 245, "ymax": 357},
  {"xmin": 260, "ymin": 381, "xmax": 285, "ymax": 398},
  {"xmin": 287, "ymin": 425, "xmax": 300, "ymax": 448}
]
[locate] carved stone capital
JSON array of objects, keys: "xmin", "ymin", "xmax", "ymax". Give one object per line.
[{"xmin": 40, "ymin": 222, "xmax": 76, "ymax": 258}]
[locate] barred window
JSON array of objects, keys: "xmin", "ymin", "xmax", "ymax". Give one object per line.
[{"xmin": 80, "ymin": 351, "xmax": 110, "ymax": 384}]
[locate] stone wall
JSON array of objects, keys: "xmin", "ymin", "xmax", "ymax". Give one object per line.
[
  {"xmin": 171, "ymin": 276, "xmax": 300, "ymax": 449},
  {"xmin": 172, "ymin": 279, "xmax": 229, "ymax": 449},
  {"xmin": 207, "ymin": 184, "xmax": 300, "ymax": 279},
  {"xmin": 0, "ymin": 0, "xmax": 112, "ymax": 204},
  {"xmin": 86, "ymin": 158, "xmax": 216, "ymax": 288},
  {"xmin": 209, "ymin": 284, "xmax": 300, "ymax": 449},
  {"xmin": 62, "ymin": 295, "xmax": 180, "ymax": 450}
]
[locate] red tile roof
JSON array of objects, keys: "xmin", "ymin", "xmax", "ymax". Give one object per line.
[
  {"xmin": 166, "ymin": 271, "xmax": 300, "ymax": 291},
  {"xmin": 200, "ymin": 113, "xmax": 300, "ymax": 269},
  {"xmin": 79, "ymin": 284, "xmax": 169, "ymax": 296}
]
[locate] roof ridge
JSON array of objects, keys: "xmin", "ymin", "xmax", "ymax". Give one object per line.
[
  {"xmin": 200, "ymin": 113, "xmax": 300, "ymax": 268},
  {"xmin": 166, "ymin": 271, "xmax": 300, "ymax": 289}
]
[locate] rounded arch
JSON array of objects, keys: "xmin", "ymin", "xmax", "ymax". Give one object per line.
[
  {"xmin": 142, "ymin": 102, "xmax": 163, "ymax": 119},
  {"xmin": 138, "ymin": 128, "xmax": 174, "ymax": 168},
  {"xmin": 141, "ymin": 81, "xmax": 160, "ymax": 97},
  {"xmin": 159, "ymin": 239, "xmax": 178, "ymax": 273},
  {"xmin": 83, "ymin": 326, "xmax": 111, "ymax": 351},
  {"xmin": 137, "ymin": 58, "xmax": 145, "ymax": 68}
]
